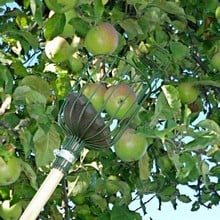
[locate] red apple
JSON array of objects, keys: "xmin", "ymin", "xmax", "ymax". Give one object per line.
[
  {"xmin": 104, "ymin": 83, "xmax": 137, "ymax": 119},
  {"xmin": 85, "ymin": 23, "xmax": 118, "ymax": 55},
  {"xmin": 83, "ymin": 82, "xmax": 107, "ymax": 112},
  {"xmin": 114, "ymin": 128, "xmax": 147, "ymax": 162}
]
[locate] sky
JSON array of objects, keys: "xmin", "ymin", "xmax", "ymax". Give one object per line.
[
  {"xmin": 140, "ymin": 200, "xmax": 219, "ymax": 220},
  {"xmin": 129, "ymin": 184, "xmax": 219, "ymax": 220}
]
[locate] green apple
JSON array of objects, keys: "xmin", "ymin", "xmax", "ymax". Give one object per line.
[
  {"xmin": 83, "ymin": 82, "xmax": 107, "ymax": 112},
  {"xmin": 177, "ymin": 82, "xmax": 199, "ymax": 104},
  {"xmin": 85, "ymin": 22, "xmax": 118, "ymax": 55},
  {"xmin": 104, "ymin": 83, "xmax": 137, "ymax": 119},
  {"xmin": 211, "ymin": 52, "xmax": 220, "ymax": 71},
  {"xmin": 45, "ymin": 36, "xmax": 72, "ymax": 63},
  {"xmin": 105, "ymin": 175, "xmax": 120, "ymax": 194},
  {"xmin": 114, "ymin": 128, "xmax": 147, "ymax": 162},
  {"xmin": 0, "ymin": 200, "xmax": 22, "ymax": 220},
  {"xmin": 157, "ymin": 155, "xmax": 173, "ymax": 174},
  {"xmin": 0, "ymin": 156, "xmax": 21, "ymax": 186}
]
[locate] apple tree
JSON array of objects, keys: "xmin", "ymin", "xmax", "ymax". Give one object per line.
[{"xmin": 0, "ymin": 0, "xmax": 220, "ymax": 219}]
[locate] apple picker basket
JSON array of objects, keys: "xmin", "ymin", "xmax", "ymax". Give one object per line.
[{"xmin": 19, "ymin": 55, "xmax": 151, "ymax": 220}]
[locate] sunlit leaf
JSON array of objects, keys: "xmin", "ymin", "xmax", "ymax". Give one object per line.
[
  {"xmin": 162, "ymin": 84, "xmax": 181, "ymax": 117},
  {"xmin": 94, "ymin": 0, "xmax": 104, "ymax": 18},
  {"xmin": 197, "ymin": 119, "xmax": 220, "ymax": 136},
  {"xmin": 33, "ymin": 125, "xmax": 60, "ymax": 167},
  {"xmin": 44, "ymin": 13, "xmax": 65, "ymax": 40},
  {"xmin": 184, "ymin": 135, "xmax": 218, "ymax": 151},
  {"xmin": 150, "ymin": 92, "xmax": 174, "ymax": 127},
  {"xmin": 67, "ymin": 171, "xmax": 90, "ymax": 196},
  {"xmin": 69, "ymin": 17, "xmax": 90, "ymax": 37}
]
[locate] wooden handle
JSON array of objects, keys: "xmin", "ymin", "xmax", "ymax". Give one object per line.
[{"xmin": 19, "ymin": 168, "xmax": 64, "ymax": 220}]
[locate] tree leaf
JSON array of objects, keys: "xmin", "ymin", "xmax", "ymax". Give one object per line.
[
  {"xmin": 67, "ymin": 171, "xmax": 90, "ymax": 196},
  {"xmin": 149, "ymin": 92, "xmax": 174, "ymax": 127},
  {"xmin": 19, "ymin": 128, "xmax": 33, "ymax": 158},
  {"xmin": 33, "ymin": 125, "xmax": 61, "ymax": 167},
  {"xmin": 120, "ymin": 18, "xmax": 144, "ymax": 40},
  {"xmin": 94, "ymin": 0, "xmax": 104, "ymax": 18},
  {"xmin": 114, "ymin": 180, "xmax": 132, "ymax": 205},
  {"xmin": 0, "ymin": 64, "xmax": 13, "ymax": 94},
  {"xmin": 138, "ymin": 152, "xmax": 150, "ymax": 180},
  {"xmin": 20, "ymin": 159, "xmax": 38, "ymax": 190},
  {"xmin": 184, "ymin": 135, "xmax": 218, "ymax": 151},
  {"xmin": 44, "ymin": 13, "xmax": 65, "ymax": 40},
  {"xmin": 21, "ymin": 75, "xmax": 51, "ymax": 99},
  {"xmin": 90, "ymin": 193, "xmax": 107, "ymax": 212},
  {"xmin": 69, "ymin": 17, "xmax": 89, "ymax": 37},
  {"xmin": 159, "ymin": 1, "xmax": 186, "ymax": 21},
  {"xmin": 197, "ymin": 119, "xmax": 220, "ymax": 136},
  {"xmin": 162, "ymin": 84, "xmax": 181, "ymax": 117},
  {"xmin": 11, "ymin": 30, "xmax": 39, "ymax": 50},
  {"xmin": 111, "ymin": 205, "xmax": 142, "ymax": 220},
  {"xmin": 170, "ymin": 41, "xmax": 189, "ymax": 61},
  {"xmin": 178, "ymin": 194, "xmax": 191, "ymax": 203}
]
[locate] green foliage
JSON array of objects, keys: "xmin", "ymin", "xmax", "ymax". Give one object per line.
[{"xmin": 0, "ymin": 0, "xmax": 220, "ymax": 219}]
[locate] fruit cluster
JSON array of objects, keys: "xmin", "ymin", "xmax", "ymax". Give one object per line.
[
  {"xmin": 82, "ymin": 81, "xmax": 148, "ymax": 162},
  {"xmin": 45, "ymin": 20, "xmax": 147, "ymax": 162},
  {"xmin": 44, "ymin": 22, "xmax": 119, "ymax": 73}
]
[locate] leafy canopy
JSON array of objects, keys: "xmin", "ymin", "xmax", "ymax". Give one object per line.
[{"xmin": 0, "ymin": 0, "xmax": 220, "ymax": 219}]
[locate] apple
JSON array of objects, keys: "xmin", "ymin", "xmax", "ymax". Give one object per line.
[
  {"xmin": 211, "ymin": 52, "xmax": 220, "ymax": 71},
  {"xmin": 84, "ymin": 22, "xmax": 118, "ymax": 55},
  {"xmin": 0, "ymin": 200, "xmax": 22, "ymax": 220},
  {"xmin": 0, "ymin": 156, "xmax": 21, "ymax": 186},
  {"xmin": 105, "ymin": 175, "xmax": 120, "ymax": 194},
  {"xmin": 45, "ymin": 36, "xmax": 72, "ymax": 63},
  {"xmin": 157, "ymin": 155, "xmax": 173, "ymax": 174},
  {"xmin": 104, "ymin": 83, "xmax": 137, "ymax": 119},
  {"xmin": 177, "ymin": 82, "xmax": 199, "ymax": 104},
  {"xmin": 215, "ymin": 6, "xmax": 220, "ymax": 22},
  {"xmin": 114, "ymin": 128, "xmax": 147, "ymax": 162},
  {"xmin": 83, "ymin": 82, "xmax": 107, "ymax": 112}
]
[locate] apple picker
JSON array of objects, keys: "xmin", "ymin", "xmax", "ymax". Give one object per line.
[{"xmin": 19, "ymin": 56, "xmax": 150, "ymax": 220}]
